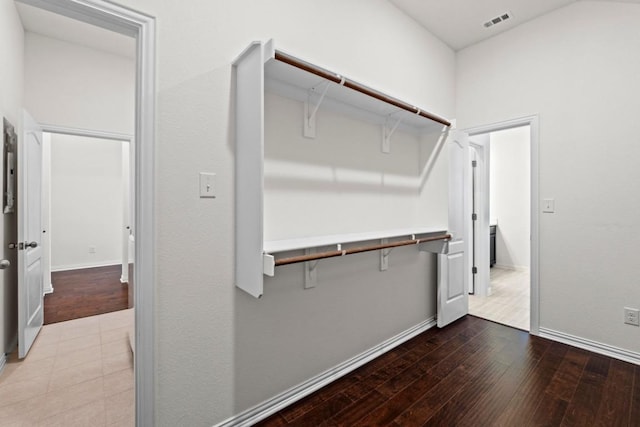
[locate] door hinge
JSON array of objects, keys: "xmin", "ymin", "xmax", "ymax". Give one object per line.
[
  {"xmin": 472, "ymin": 160, "xmax": 477, "ymax": 167},
  {"xmin": 472, "ymin": 213, "xmax": 477, "ymax": 221},
  {"xmin": 472, "ymin": 266, "xmax": 478, "ymax": 274}
]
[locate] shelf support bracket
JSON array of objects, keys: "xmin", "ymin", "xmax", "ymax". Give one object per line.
[
  {"xmin": 304, "ymin": 82, "xmax": 331, "ymax": 139},
  {"xmin": 380, "ymin": 238, "xmax": 391, "ymax": 271},
  {"xmin": 304, "ymin": 248, "xmax": 318, "ymax": 288},
  {"xmin": 382, "ymin": 116, "xmax": 403, "ymax": 154}
]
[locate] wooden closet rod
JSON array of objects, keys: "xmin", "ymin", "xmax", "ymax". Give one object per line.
[
  {"xmin": 274, "ymin": 51, "xmax": 451, "ymax": 128},
  {"xmin": 274, "ymin": 234, "xmax": 451, "ymax": 267}
]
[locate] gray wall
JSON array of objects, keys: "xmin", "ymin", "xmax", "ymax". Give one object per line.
[{"xmin": 457, "ymin": 1, "xmax": 640, "ymax": 352}]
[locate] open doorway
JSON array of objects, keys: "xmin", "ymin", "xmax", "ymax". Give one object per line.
[
  {"xmin": 465, "ymin": 117, "xmax": 539, "ymax": 333},
  {"xmin": 0, "ymin": 0, "xmax": 155, "ymax": 423},
  {"xmin": 42, "ymin": 131, "xmax": 133, "ymax": 324}
]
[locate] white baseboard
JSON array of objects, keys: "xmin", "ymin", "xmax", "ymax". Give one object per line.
[
  {"xmin": 493, "ymin": 264, "xmax": 529, "ymax": 272},
  {"xmin": 120, "ymin": 275, "xmax": 128, "ymax": 284},
  {"xmin": 43, "ymin": 283, "xmax": 54, "ymax": 295},
  {"xmin": 539, "ymin": 327, "xmax": 640, "ymax": 366},
  {"xmin": 214, "ymin": 317, "xmax": 436, "ymax": 427},
  {"xmin": 51, "ymin": 261, "xmax": 122, "ymax": 272},
  {"xmin": 0, "ymin": 353, "xmax": 5, "ymax": 376}
]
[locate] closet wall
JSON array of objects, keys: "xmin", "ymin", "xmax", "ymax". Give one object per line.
[
  {"xmin": 236, "ymin": 85, "xmax": 450, "ymax": 409},
  {"xmin": 264, "ymin": 93, "xmax": 448, "ymax": 240},
  {"xmin": 108, "ymin": 0, "xmax": 456, "ymax": 423}
]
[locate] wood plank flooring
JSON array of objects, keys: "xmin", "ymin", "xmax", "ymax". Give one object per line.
[
  {"xmin": 44, "ymin": 265, "xmax": 129, "ymax": 324},
  {"xmin": 256, "ymin": 316, "xmax": 640, "ymax": 426}
]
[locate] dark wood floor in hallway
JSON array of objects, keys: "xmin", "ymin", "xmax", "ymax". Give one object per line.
[
  {"xmin": 256, "ymin": 316, "xmax": 640, "ymax": 427},
  {"xmin": 44, "ymin": 264, "xmax": 129, "ymax": 324}
]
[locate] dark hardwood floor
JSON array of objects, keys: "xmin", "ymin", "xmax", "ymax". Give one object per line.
[
  {"xmin": 44, "ymin": 264, "xmax": 129, "ymax": 324},
  {"xmin": 256, "ymin": 315, "xmax": 640, "ymax": 427}
]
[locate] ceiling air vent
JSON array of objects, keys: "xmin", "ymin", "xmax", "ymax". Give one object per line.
[{"xmin": 483, "ymin": 12, "xmax": 511, "ymax": 28}]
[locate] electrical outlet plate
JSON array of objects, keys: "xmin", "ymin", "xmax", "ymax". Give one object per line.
[{"xmin": 624, "ymin": 307, "xmax": 639, "ymax": 326}]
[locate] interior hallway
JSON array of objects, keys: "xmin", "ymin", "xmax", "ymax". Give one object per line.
[
  {"xmin": 469, "ymin": 267, "xmax": 530, "ymax": 331},
  {"xmin": 0, "ymin": 309, "xmax": 134, "ymax": 426}
]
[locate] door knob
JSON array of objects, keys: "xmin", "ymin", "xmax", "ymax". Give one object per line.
[
  {"xmin": 25, "ymin": 241, "xmax": 38, "ymax": 248},
  {"xmin": 0, "ymin": 260, "xmax": 10, "ymax": 269}
]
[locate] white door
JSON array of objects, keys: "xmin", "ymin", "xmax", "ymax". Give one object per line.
[
  {"xmin": 469, "ymin": 135, "xmax": 491, "ymax": 297},
  {"xmin": 18, "ymin": 110, "xmax": 44, "ymax": 358},
  {"xmin": 437, "ymin": 130, "xmax": 470, "ymax": 327}
]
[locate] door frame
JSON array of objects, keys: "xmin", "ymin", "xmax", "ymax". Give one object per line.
[
  {"xmin": 40, "ymin": 125, "xmax": 133, "ymax": 285},
  {"xmin": 17, "ymin": 0, "xmax": 157, "ymax": 424},
  {"xmin": 464, "ymin": 115, "xmax": 540, "ymax": 335}
]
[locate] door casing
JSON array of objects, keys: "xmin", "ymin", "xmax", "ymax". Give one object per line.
[{"xmin": 16, "ymin": 0, "xmax": 157, "ymax": 424}]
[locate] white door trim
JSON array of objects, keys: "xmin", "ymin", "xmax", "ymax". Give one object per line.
[
  {"xmin": 464, "ymin": 115, "xmax": 540, "ymax": 335},
  {"xmin": 40, "ymin": 124, "xmax": 133, "ymax": 142},
  {"xmin": 17, "ymin": 0, "xmax": 157, "ymax": 424}
]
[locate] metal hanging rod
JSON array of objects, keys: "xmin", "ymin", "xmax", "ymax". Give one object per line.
[
  {"xmin": 274, "ymin": 234, "xmax": 451, "ymax": 267},
  {"xmin": 274, "ymin": 51, "xmax": 452, "ymax": 128}
]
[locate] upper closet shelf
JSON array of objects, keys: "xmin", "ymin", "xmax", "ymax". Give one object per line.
[{"xmin": 261, "ymin": 40, "xmax": 450, "ymax": 139}]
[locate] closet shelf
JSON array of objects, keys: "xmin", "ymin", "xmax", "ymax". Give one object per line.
[
  {"xmin": 262, "ymin": 227, "xmax": 451, "ymax": 280},
  {"xmin": 264, "ymin": 43, "xmax": 450, "ymax": 137},
  {"xmin": 264, "ymin": 227, "xmax": 448, "ymax": 254}
]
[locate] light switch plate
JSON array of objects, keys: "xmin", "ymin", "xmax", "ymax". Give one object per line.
[
  {"xmin": 199, "ymin": 172, "xmax": 216, "ymax": 198},
  {"xmin": 542, "ymin": 198, "xmax": 555, "ymax": 213}
]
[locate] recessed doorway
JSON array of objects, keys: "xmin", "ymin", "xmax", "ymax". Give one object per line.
[{"xmin": 465, "ymin": 117, "xmax": 539, "ymax": 333}]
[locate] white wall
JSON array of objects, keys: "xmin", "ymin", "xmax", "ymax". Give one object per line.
[
  {"xmin": 23, "ymin": 32, "xmax": 134, "ymax": 134},
  {"xmin": 0, "ymin": 0, "xmax": 24, "ymax": 356},
  {"xmin": 49, "ymin": 134, "xmax": 124, "ymax": 270},
  {"xmin": 104, "ymin": 0, "xmax": 456, "ymax": 424},
  {"xmin": 264, "ymin": 93, "xmax": 448, "ymax": 240},
  {"xmin": 489, "ymin": 126, "xmax": 530, "ymax": 269},
  {"xmin": 457, "ymin": 1, "xmax": 640, "ymax": 353}
]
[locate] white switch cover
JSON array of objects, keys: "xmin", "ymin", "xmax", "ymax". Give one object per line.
[
  {"xmin": 542, "ymin": 198, "xmax": 555, "ymax": 213},
  {"xmin": 199, "ymin": 172, "xmax": 216, "ymax": 198}
]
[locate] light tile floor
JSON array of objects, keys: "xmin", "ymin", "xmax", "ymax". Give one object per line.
[
  {"xmin": 469, "ymin": 267, "xmax": 530, "ymax": 331},
  {"xmin": 0, "ymin": 309, "xmax": 134, "ymax": 426}
]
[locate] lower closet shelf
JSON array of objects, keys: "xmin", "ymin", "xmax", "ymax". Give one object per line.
[{"xmin": 262, "ymin": 227, "xmax": 450, "ymax": 276}]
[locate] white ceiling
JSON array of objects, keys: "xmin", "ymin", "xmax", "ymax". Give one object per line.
[
  {"xmin": 15, "ymin": 2, "xmax": 135, "ymax": 58},
  {"xmin": 14, "ymin": 1, "xmax": 640, "ymax": 57},
  {"xmin": 389, "ymin": 0, "xmax": 640, "ymax": 51}
]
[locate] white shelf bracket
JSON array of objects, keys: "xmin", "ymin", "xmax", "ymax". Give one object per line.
[
  {"xmin": 382, "ymin": 116, "xmax": 403, "ymax": 154},
  {"xmin": 304, "ymin": 248, "xmax": 318, "ymax": 289},
  {"xmin": 304, "ymin": 82, "xmax": 331, "ymax": 139},
  {"xmin": 380, "ymin": 238, "xmax": 391, "ymax": 271}
]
